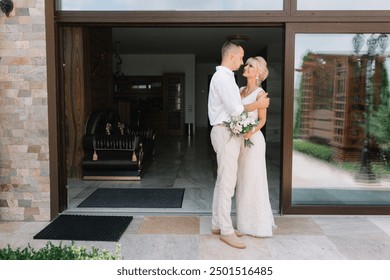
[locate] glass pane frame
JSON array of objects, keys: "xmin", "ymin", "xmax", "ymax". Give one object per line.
[
  {"xmin": 297, "ymin": 0, "xmax": 390, "ymax": 11},
  {"xmin": 56, "ymin": 0, "xmax": 284, "ymax": 11},
  {"xmin": 291, "ymin": 0, "xmax": 390, "ymax": 18},
  {"xmin": 283, "ymin": 23, "xmax": 390, "ymax": 214},
  {"xmin": 53, "ymin": 0, "xmax": 291, "ymax": 23}
]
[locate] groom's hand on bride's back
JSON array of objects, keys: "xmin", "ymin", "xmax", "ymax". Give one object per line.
[{"xmin": 256, "ymin": 92, "xmax": 270, "ymax": 109}]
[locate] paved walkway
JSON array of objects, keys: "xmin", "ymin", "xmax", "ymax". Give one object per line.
[
  {"xmin": 1, "ymin": 215, "xmax": 390, "ymax": 259},
  {"xmin": 293, "ymin": 151, "xmax": 390, "ymax": 190}
]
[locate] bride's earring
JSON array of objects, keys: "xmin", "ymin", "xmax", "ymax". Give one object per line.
[{"xmin": 256, "ymin": 75, "xmax": 261, "ymax": 86}]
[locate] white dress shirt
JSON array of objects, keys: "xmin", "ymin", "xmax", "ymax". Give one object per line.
[{"xmin": 208, "ymin": 66, "xmax": 244, "ymax": 126}]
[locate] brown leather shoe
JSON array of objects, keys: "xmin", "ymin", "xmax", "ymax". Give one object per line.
[
  {"xmin": 212, "ymin": 228, "xmax": 243, "ymax": 237},
  {"xmin": 219, "ymin": 233, "xmax": 246, "ymax": 249}
]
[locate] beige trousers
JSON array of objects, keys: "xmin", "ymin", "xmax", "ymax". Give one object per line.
[{"xmin": 210, "ymin": 125, "xmax": 241, "ymax": 235}]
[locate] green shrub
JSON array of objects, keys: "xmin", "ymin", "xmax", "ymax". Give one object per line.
[
  {"xmin": 0, "ymin": 241, "xmax": 122, "ymax": 260},
  {"xmin": 294, "ymin": 140, "xmax": 390, "ymax": 176},
  {"xmin": 293, "ymin": 139, "xmax": 333, "ymax": 162}
]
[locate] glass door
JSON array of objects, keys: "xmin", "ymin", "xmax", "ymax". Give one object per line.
[{"xmin": 283, "ymin": 23, "xmax": 390, "ymax": 214}]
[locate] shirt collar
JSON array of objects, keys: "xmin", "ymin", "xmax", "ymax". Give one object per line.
[{"xmin": 216, "ymin": 65, "xmax": 234, "ymax": 75}]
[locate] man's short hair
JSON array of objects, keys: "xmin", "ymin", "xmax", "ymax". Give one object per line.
[{"xmin": 221, "ymin": 40, "xmax": 242, "ymax": 58}]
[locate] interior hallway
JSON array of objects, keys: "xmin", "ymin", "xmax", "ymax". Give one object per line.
[{"xmin": 65, "ymin": 127, "xmax": 281, "ymax": 215}]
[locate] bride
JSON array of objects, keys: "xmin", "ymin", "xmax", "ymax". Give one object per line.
[{"xmin": 236, "ymin": 56, "xmax": 275, "ymax": 237}]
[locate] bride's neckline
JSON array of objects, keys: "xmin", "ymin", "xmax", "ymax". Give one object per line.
[{"xmin": 241, "ymin": 86, "xmax": 259, "ymax": 98}]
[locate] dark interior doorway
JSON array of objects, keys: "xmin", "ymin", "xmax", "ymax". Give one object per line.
[{"xmin": 60, "ymin": 26, "xmax": 284, "ymax": 214}]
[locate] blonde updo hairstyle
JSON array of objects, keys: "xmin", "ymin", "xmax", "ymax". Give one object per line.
[{"xmin": 246, "ymin": 56, "xmax": 269, "ymax": 86}]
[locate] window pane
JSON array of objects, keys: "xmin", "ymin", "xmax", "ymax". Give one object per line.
[
  {"xmin": 56, "ymin": 0, "xmax": 283, "ymax": 11},
  {"xmin": 298, "ymin": 0, "xmax": 390, "ymax": 10},
  {"xmin": 293, "ymin": 33, "xmax": 390, "ymax": 206}
]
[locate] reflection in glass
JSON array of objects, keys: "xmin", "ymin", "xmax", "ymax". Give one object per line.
[
  {"xmin": 57, "ymin": 0, "xmax": 283, "ymax": 11},
  {"xmin": 293, "ymin": 33, "xmax": 390, "ymax": 205},
  {"xmin": 298, "ymin": 0, "xmax": 390, "ymax": 10}
]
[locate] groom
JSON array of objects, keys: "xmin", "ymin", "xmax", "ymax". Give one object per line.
[{"xmin": 208, "ymin": 40, "xmax": 270, "ymax": 249}]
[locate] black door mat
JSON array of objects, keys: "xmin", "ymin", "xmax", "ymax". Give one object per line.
[
  {"xmin": 33, "ymin": 215, "xmax": 132, "ymax": 242},
  {"xmin": 77, "ymin": 188, "xmax": 185, "ymax": 208}
]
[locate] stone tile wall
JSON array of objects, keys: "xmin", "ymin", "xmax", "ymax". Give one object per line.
[{"xmin": 0, "ymin": 0, "xmax": 50, "ymax": 221}]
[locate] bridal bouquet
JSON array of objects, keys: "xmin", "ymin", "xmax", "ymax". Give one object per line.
[{"xmin": 224, "ymin": 111, "xmax": 259, "ymax": 147}]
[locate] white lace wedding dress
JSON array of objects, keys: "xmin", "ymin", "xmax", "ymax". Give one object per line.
[{"xmin": 236, "ymin": 87, "xmax": 275, "ymax": 237}]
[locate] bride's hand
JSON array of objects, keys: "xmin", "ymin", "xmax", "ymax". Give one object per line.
[{"xmin": 243, "ymin": 131, "xmax": 253, "ymax": 140}]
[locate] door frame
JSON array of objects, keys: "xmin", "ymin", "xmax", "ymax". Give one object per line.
[
  {"xmin": 46, "ymin": 2, "xmax": 288, "ymax": 219},
  {"xmin": 46, "ymin": 0, "xmax": 390, "ymax": 219}
]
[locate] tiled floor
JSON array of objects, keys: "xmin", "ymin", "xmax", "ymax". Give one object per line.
[{"xmin": 1, "ymin": 215, "xmax": 390, "ymax": 259}]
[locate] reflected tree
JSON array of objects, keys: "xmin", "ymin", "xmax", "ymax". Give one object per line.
[{"xmin": 370, "ymin": 65, "xmax": 390, "ymax": 161}]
